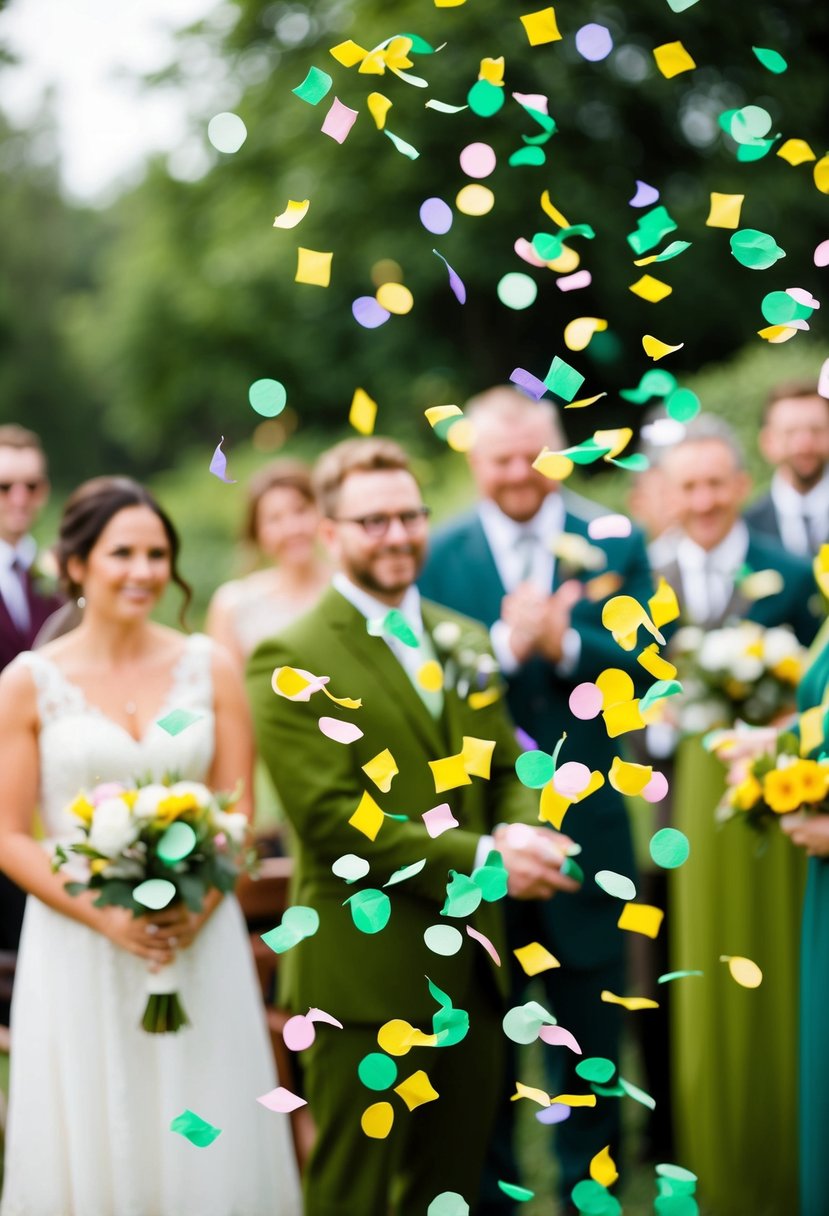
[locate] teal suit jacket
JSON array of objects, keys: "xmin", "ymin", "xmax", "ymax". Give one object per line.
[
  {"xmin": 420, "ymin": 497, "xmax": 654, "ymax": 969},
  {"xmin": 246, "ymin": 587, "xmax": 538, "ymax": 1025}
]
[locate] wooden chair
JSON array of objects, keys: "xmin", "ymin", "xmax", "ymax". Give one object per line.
[{"xmin": 236, "ymin": 859, "xmax": 315, "ymax": 1171}]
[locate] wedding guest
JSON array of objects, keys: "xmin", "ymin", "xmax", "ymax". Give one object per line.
[
  {"xmin": 206, "ymin": 460, "xmax": 329, "ymax": 666},
  {"xmin": 654, "ymin": 416, "xmax": 819, "ymax": 1216},
  {"xmin": 746, "ymin": 381, "xmax": 829, "ymax": 555},
  {"xmin": 0, "ymin": 424, "xmax": 63, "ymax": 1022},
  {"xmin": 0, "ymin": 476, "xmax": 300, "ymax": 1216}
]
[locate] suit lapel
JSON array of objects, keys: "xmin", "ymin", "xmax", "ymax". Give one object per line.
[{"xmin": 463, "ymin": 515, "xmax": 506, "ymax": 626}]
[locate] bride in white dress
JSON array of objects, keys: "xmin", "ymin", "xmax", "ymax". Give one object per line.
[{"xmin": 0, "ymin": 476, "xmax": 300, "ymax": 1216}]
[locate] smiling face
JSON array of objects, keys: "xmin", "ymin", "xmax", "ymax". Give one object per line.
[
  {"xmin": 663, "ymin": 438, "xmax": 751, "ymax": 551},
  {"xmin": 320, "ymin": 468, "xmax": 429, "ymax": 604},
  {"xmin": 255, "ymin": 484, "xmax": 320, "ymax": 568},
  {"xmin": 0, "ymin": 444, "xmax": 48, "ymax": 545},
  {"xmin": 760, "ymin": 394, "xmax": 829, "ymax": 492},
  {"xmin": 467, "ymin": 407, "xmax": 560, "ymax": 523},
  {"xmin": 67, "ymin": 505, "xmax": 171, "ymax": 621}
]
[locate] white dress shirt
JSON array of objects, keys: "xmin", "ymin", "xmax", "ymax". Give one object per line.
[
  {"xmin": 676, "ymin": 520, "xmax": 749, "ymax": 625},
  {"xmin": 0, "ymin": 535, "xmax": 36, "ymax": 634},
  {"xmin": 770, "ymin": 469, "xmax": 829, "ymax": 555}
]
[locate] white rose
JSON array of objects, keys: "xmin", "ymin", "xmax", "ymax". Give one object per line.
[
  {"xmin": 673, "ymin": 626, "xmax": 704, "ymax": 654},
  {"xmin": 168, "ymin": 781, "xmax": 213, "ymax": 809},
  {"xmin": 212, "ymin": 810, "xmax": 248, "ymax": 845},
  {"xmin": 698, "ymin": 632, "xmax": 735, "ymax": 673},
  {"xmin": 432, "ymin": 621, "xmax": 461, "ymax": 650},
  {"xmin": 682, "ymin": 701, "xmax": 727, "ymax": 734},
  {"xmin": 133, "ymin": 784, "xmax": 170, "ymax": 821},
  {"xmin": 762, "ymin": 627, "xmax": 801, "ymax": 667},
  {"xmin": 88, "ymin": 797, "xmax": 139, "ymax": 858},
  {"xmin": 731, "ymin": 655, "xmax": 764, "ymax": 683}
]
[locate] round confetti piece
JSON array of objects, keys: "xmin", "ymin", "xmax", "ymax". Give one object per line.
[
  {"xmin": 497, "ymin": 272, "xmax": 538, "ymax": 311},
  {"xmin": 282, "ymin": 1013, "xmax": 316, "ymax": 1051},
  {"xmin": 207, "ymin": 111, "xmax": 247, "ymax": 153},
  {"xmin": 417, "ymin": 660, "xmax": 444, "ymax": 693},
  {"xmin": 282, "ymin": 905, "xmax": 320, "ymax": 937},
  {"xmin": 420, "ymin": 197, "xmax": 453, "ymax": 235},
  {"xmin": 353, "ymin": 296, "xmax": 391, "ymax": 328},
  {"xmin": 358, "ymin": 1052, "xmax": 398, "ymax": 1091},
  {"xmin": 554, "ymin": 761, "xmax": 592, "ymax": 798},
  {"xmin": 642, "ymin": 771, "xmax": 669, "ymax": 803},
  {"xmin": 536, "ymin": 1103, "xmax": 571, "ymax": 1125},
  {"xmin": 456, "ymin": 184, "xmax": 495, "ymax": 217},
  {"xmin": 248, "ymin": 378, "xmax": 287, "ymax": 417},
  {"xmin": 361, "ymin": 1100, "xmax": 394, "ymax": 1139},
  {"xmin": 459, "ymin": 141, "xmax": 497, "ymax": 179},
  {"xmin": 347, "ymin": 888, "xmax": 391, "ymax": 935},
  {"xmin": 730, "ymin": 229, "xmax": 786, "ymax": 270},
  {"xmin": 654, "ymin": 1196, "xmax": 698, "ymax": 1216},
  {"xmin": 656, "ymin": 1163, "xmax": 698, "ymax": 1185},
  {"xmin": 575, "ymin": 23, "xmax": 614, "ymax": 62},
  {"xmin": 467, "ymin": 78, "xmax": 505, "ymax": 117},
  {"xmin": 595, "ymin": 870, "xmax": 636, "ymax": 901},
  {"xmin": 815, "ymin": 240, "xmax": 829, "ymax": 268},
  {"xmin": 502, "ymin": 1005, "xmax": 543, "ymax": 1045},
  {"xmin": 665, "ymin": 388, "xmax": 701, "ymax": 423},
  {"xmin": 575, "ymin": 1057, "xmax": 616, "ymax": 1084},
  {"xmin": 427, "ymin": 1193, "xmax": 470, "ymax": 1216},
  {"xmin": 377, "ymin": 1019, "xmax": 415, "ymax": 1057},
  {"xmin": 761, "ymin": 290, "xmax": 812, "ymax": 325},
  {"xmin": 424, "ymin": 924, "xmax": 464, "ymax": 956},
  {"xmin": 571, "ymin": 1179, "xmax": 622, "ymax": 1215},
  {"xmin": 723, "ymin": 955, "xmax": 763, "ymax": 988},
  {"xmin": 729, "ymin": 104, "xmax": 772, "ymax": 144},
  {"xmin": 569, "ymin": 682, "xmax": 603, "ymax": 720},
  {"xmin": 376, "ymin": 282, "xmax": 414, "ymax": 315},
  {"xmin": 133, "ymin": 878, "xmax": 176, "ymax": 910},
  {"xmin": 446, "ymin": 419, "xmax": 476, "ymax": 452},
  {"xmin": 649, "ymin": 828, "xmax": 690, "ymax": 869},
  {"xmin": 157, "ymin": 821, "xmax": 197, "ymax": 864},
  {"xmin": 332, "ymin": 853, "xmax": 370, "ymax": 882},
  {"xmin": 515, "ymin": 750, "xmax": 555, "ymax": 789}
]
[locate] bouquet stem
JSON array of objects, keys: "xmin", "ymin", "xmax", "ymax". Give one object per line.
[{"xmin": 141, "ymin": 959, "xmax": 190, "ymax": 1035}]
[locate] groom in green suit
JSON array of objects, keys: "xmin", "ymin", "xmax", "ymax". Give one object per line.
[
  {"xmin": 247, "ymin": 437, "xmax": 578, "ymax": 1216},
  {"xmin": 419, "ymin": 387, "xmax": 654, "ymax": 1210}
]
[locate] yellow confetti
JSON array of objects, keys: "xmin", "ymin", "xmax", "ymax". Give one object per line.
[
  {"xmin": 608, "ymin": 756, "xmax": 653, "ymax": 796},
  {"xmin": 417, "ymin": 661, "xmax": 444, "ymax": 693},
  {"xmin": 461, "ymin": 736, "xmax": 496, "ymax": 779},
  {"xmin": 329, "ymin": 40, "xmax": 368, "ymax": 67},
  {"xmin": 377, "ymin": 1019, "xmax": 437, "ymax": 1056},
  {"xmin": 617, "ymin": 903, "xmax": 664, "ymax": 939},
  {"xmin": 356, "ymin": 49, "xmax": 388, "ymax": 75},
  {"xmin": 574, "ymin": 770, "xmax": 605, "ymax": 802},
  {"xmin": 321, "ymin": 685, "xmax": 362, "ymax": 710},
  {"xmin": 512, "ymin": 1081, "xmax": 551, "ymax": 1106},
  {"xmin": 349, "ymin": 388, "xmax": 378, "ymax": 435},
  {"xmin": 799, "ymin": 705, "xmax": 825, "ymax": 755},
  {"xmin": 564, "ymin": 391, "xmax": 607, "ymax": 410},
  {"xmin": 629, "ymin": 275, "xmax": 672, "ymax": 302},
  {"xmin": 590, "ymin": 1146, "xmax": 619, "ymax": 1188},
  {"xmin": 583, "ymin": 572, "xmax": 623, "ymax": 601},
  {"xmin": 348, "ymin": 791, "xmax": 385, "ymax": 841},
  {"xmin": 272, "ymin": 666, "xmax": 311, "ymax": 698},
  {"xmin": 552, "ymin": 1093, "xmax": 598, "ymax": 1107},
  {"xmin": 721, "ymin": 955, "xmax": 763, "ymax": 988},
  {"xmin": 564, "ymin": 317, "xmax": 608, "ymax": 352},
  {"xmin": 539, "ymin": 782, "xmax": 571, "ymax": 829},
  {"xmin": 596, "ymin": 668, "xmax": 635, "ymax": 708},
  {"xmin": 648, "ymin": 578, "xmax": 680, "ymax": 629},
  {"xmin": 642, "ymin": 335, "xmax": 684, "ymax": 361},
  {"xmin": 603, "ymin": 699, "xmax": 645, "ymax": 738},
  {"xmin": 739, "ymin": 568, "xmax": 784, "ymax": 600},
  {"xmin": 394, "ymin": 1070, "xmax": 439, "ymax": 1111},
  {"xmin": 595, "ymin": 427, "xmax": 634, "ymax": 460},
  {"xmin": 479, "ymin": 56, "xmax": 505, "ymax": 84},
  {"xmin": 539, "ymin": 190, "xmax": 570, "ymax": 228},
  {"xmin": 367, "ymin": 91, "xmax": 392, "ymax": 129},
  {"xmin": 758, "ymin": 325, "xmax": 798, "ymax": 344},
  {"xmin": 361, "ymin": 1101, "xmax": 395, "ymax": 1139},
  {"xmin": 653, "ymin": 40, "xmax": 696, "ymax": 78},
  {"xmin": 776, "ymin": 138, "xmax": 816, "ymax": 166},
  {"xmin": 814, "ymin": 155, "xmax": 829, "ymax": 194},
  {"xmin": 361, "ymin": 749, "xmax": 398, "ymax": 793},
  {"xmin": 376, "ymin": 282, "xmax": 414, "ymax": 314},
  {"xmin": 446, "ymin": 419, "xmax": 476, "ymax": 452},
  {"xmin": 814, "ymin": 544, "xmax": 829, "ymax": 597},
  {"xmin": 273, "ymin": 199, "xmax": 310, "ymax": 229},
  {"xmin": 435, "ymin": 0, "xmax": 467, "ymax": 6},
  {"xmin": 520, "ymin": 7, "xmax": 562, "ymax": 46},
  {"xmin": 429, "ymin": 753, "xmax": 473, "ymax": 794},
  {"xmin": 601, "ymin": 990, "xmax": 659, "ymax": 1010},
  {"xmin": 638, "ymin": 645, "xmax": 677, "ymax": 681},
  {"xmin": 547, "ymin": 245, "xmax": 580, "ymax": 273},
  {"xmin": 533, "ymin": 449, "xmax": 575, "ymax": 480},
  {"xmin": 603, "ymin": 596, "xmax": 665, "ymax": 651},
  {"xmin": 514, "ymin": 942, "xmax": 561, "ymax": 975},
  {"xmin": 296, "ymin": 247, "xmax": 332, "ymax": 287},
  {"xmin": 469, "ymin": 686, "xmax": 502, "ymax": 709},
  {"xmin": 705, "ymin": 192, "xmax": 745, "ymax": 229},
  {"xmin": 456, "ymin": 184, "xmax": 495, "ymax": 216},
  {"xmin": 425, "ymin": 404, "xmax": 462, "ymax": 427}
]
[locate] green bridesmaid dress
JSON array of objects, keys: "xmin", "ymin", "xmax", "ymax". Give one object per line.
[{"xmin": 670, "ymin": 736, "xmax": 805, "ymax": 1215}]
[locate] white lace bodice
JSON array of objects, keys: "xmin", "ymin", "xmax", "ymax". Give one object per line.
[{"xmin": 14, "ymin": 633, "xmax": 215, "ymax": 842}]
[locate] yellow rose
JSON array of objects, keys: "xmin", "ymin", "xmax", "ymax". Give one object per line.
[
  {"xmin": 153, "ymin": 793, "xmax": 199, "ymax": 827},
  {"xmin": 69, "ymin": 795, "xmax": 95, "ymax": 826},
  {"xmin": 763, "ymin": 767, "xmax": 806, "ymax": 814},
  {"xmin": 90, "ymin": 858, "xmax": 108, "ymax": 875},
  {"xmin": 730, "ymin": 775, "xmax": 762, "ymax": 812},
  {"xmin": 771, "ymin": 656, "xmax": 803, "ymax": 685},
  {"xmin": 791, "ymin": 760, "xmax": 829, "ymax": 805}
]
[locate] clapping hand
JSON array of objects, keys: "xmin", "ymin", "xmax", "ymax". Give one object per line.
[
  {"xmin": 501, "ymin": 580, "xmax": 582, "ymax": 664},
  {"xmin": 493, "ymin": 823, "xmax": 581, "ymax": 899}
]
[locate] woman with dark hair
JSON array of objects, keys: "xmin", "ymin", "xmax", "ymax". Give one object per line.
[
  {"xmin": 0, "ymin": 477, "xmax": 300, "ymax": 1216},
  {"xmin": 206, "ymin": 460, "xmax": 329, "ymax": 666}
]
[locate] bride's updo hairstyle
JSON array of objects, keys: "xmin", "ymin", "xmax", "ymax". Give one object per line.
[{"xmin": 55, "ymin": 476, "xmax": 192, "ymax": 624}]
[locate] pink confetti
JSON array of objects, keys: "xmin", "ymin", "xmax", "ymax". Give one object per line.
[
  {"xmin": 282, "ymin": 1013, "xmax": 316, "ymax": 1051},
  {"xmin": 556, "ymin": 270, "xmax": 592, "ymax": 292},
  {"xmin": 466, "ymin": 924, "xmax": 501, "ymax": 966},
  {"xmin": 629, "ymin": 180, "xmax": 660, "ymax": 208},
  {"xmin": 257, "ymin": 1086, "xmax": 308, "ymax": 1113},
  {"xmin": 420, "ymin": 197, "xmax": 453, "ymax": 235},
  {"xmin": 814, "ymin": 240, "xmax": 829, "ymax": 268},
  {"xmin": 308, "ymin": 1007, "xmax": 344, "ymax": 1028},
  {"xmin": 512, "ymin": 91, "xmax": 549, "ymax": 114},
  {"xmin": 553, "ymin": 761, "xmax": 592, "ymax": 797},
  {"xmin": 459, "ymin": 141, "xmax": 497, "ymax": 179},
  {"xmin": 786, "ymin": 287, "xmax": 820, "ymax": 309},
  {"xmin": 209, "ymin": 436, "xmax": 236, "ymax": 483},
  {"xmin": 319, "ymin": 716, "xmax": 364, "ymax": 744},
  {"xmin": 422, "ymin": 803, "xmax": 459, "ymax": 837},
  {"xmin": 643, "ymin": 771, "xmax": 670, "ymax": 803},
  {"xmin": 432, "ymin": 249, "xmax": 466, "ymax": 303},
  {"xmin": 510, "ymin": 368, "xmax": 547, "ymax": 399},
  {"xmin": 321, "ymin": 97, "xmax": 359, "ymax": 144},
  {"xmin": 818, "ymin": 357, "xmax": 829, "ymax": 400},
  {"xmin": 569, "ymin": 682, "xmax": 603, "ymax": 720},
  {"xmin": 575, "ymin": 23, "xmax": 613, "ymax": 61},
  {"xmin": 514, "ymin": 236, "xmax": 548, "ymax": 268},
  {"xmin": 538, "ymin": 1023, "xmax": 582, "ymax": 1053},
  {"xmin": 352, "ymin": 297, "xmax": 390, "ymax": 328},
  {"xmin": 588, "ymin": 514, "xmax": 633, "ymax": 540}
]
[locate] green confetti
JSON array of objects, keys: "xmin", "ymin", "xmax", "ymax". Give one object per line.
[
  {"xmin": 467, "ymin": 79, "xmax": 505, "ymax": 117},
  {"xmin": 424, "ymin": 924, "xmax": 464, "ymax": 955},
  {"xmin": 472, "ymin": 850, "xmax": 509, "ymax": 902},
  {"xmin": 730, "ymin": 228, "xmax": 786, "ymax": 269},
  {"xmin": 156, "ymin": 708, "xmax": 203, "ymax": 736},
  {"xmin": 728, "ymin": 104, "xmax": 772, "ymax": 144},
  {"xmin": 650, "ymin": 828, "xmax": 690, "ymax": 869},
  {"xmin": 619, "ymin": 1075, "xmax": 656, "ymax": 1109},
  {"xmin": 594, "ymin": 870, "xmax": 636, "ymax": 900},
  {"xmin": 666, "ymin": 0, "xmax": 699, "ymax": 10},
  {"xmin": 665, "ymin": 388, "xmax": 701, "ymax": 423},
  {"xmin": 345, "ymin": 888, "xmax": 392, "ymax": 934},
  {"xmin": 291, "ymin": 66, "xmax": 333, "ymax": 105},
  {"xmin": 640, "ymin": 679, "xmax": 684, "ymax": 713},
  {"xmin": 358, "ymin": 1052, "xmax": 398, "ymax": 1091},
  {"xmin": 646, "ymin": 240, "xmax": 692, "ymax": 263},
  {"xmin": 170, "ymin": 1109, "xmax": 222, "ymax": 1147},
  {"xmin": 380, "ymin": 609, "xmax": 419, "ymax": 647},
  {"xmin": 157, "ymin": 822, "xmax": 197, "ymax": 865},
  {"xmin": 656, "ymin": 1163, "xmax": 698, "ymax": 1186},
  {"xmin": 397, "ymin": 32, "xmax": 440, "ymax": 55},
  {"xmin": 442, "ymin": 871, "xmax": 483, "ymax": 918},
  {"xmin": 515, "ymin": 750, "xmax": 555, "ymax": 788},
  {"xmin": 620, "ymin": 369, "xmax": 678, "ymax": 404},
  {"xmin": 332, "ymin": 853, "xmax": 370, "ymax": 883},
  {"xmin": 654, "ymin": 1196, "xmax": 699, "ymax": 1216},
  {"xmin": 133, "ymin": 878, "xmax": 176, "ymax": 910},
  {"xmin": 502, "ymin": 1000, "xmax": 556, "ymax": 1044},
  {"xmin": 516, "ymin": 102, "xmax": 557, "ymax": 143},
  {"xmin": 428, "ymin": 976, "xmax": 470, "ymax": 1046},
  {"xmin": 385, "ymin": 129, "xmax": 420, "ymax": 159},
  {"xmin": 543, "ymin": 355, "xmax": 585, "ymax": 402},
  {"xmin": 736, "ymin": 138, "xmax": 776, "ymax": 162},
  {"xmin": 752, "ymin": 46, "xmax": 788, "ymax": 74},
  {"xmin": 428, "ymin": 1194, "xmax": 469, "ymax": 1216},
  {"xmin": 562, "ymin": 438, "xmax": 613, "ymax": 465},
  {"xmin": 533, "ymin": 232, "xmax": 565, "ymax": 261},
  {"xmin": 509, "ymin": 146, "xmax": 547, "ymax": 167},
  {"xmin": 658, "ymin": 970, "xmax": 704, "ymax": 984},
  {"xmin": 627, "ymin": 206, "xmax": 678, "ymax": 256},
  {"xmin": 385, "ymin": 859, "xmax": 426, "ymax": 887},
  {"xmin": 575, "ymin": 1057, "xmax": 616, "ymax": 1084},
  {"xmin": 561, "ymin": 856, "xmax": 584, "ymax": 883},
  {"xmin": 591, "ymin": 1080, "xmax": 626, "ymax": 1097},
  {"xmin": 761, "ymin": 291, "xmax": 814, "ymax": 325},
  {"xmin": 571, "ymin": 1179, "xmax": 621, "ymax": 1215},
  {"xmin": 261, "ymin": 905, "xmax": 320, "ymax": 953},
  {"xmin": 609, "ymin": 454, "xmax": 649, "ymax": 472},
  {"xmin": 248, "ymin": 378, "xmax": 287, "ymax": 417},
  {"xmin": 497, "ymin": 1181, "xmax": 535, "ymax": 1201},
  {"xmin": 497, "ymin": 272, "xmax": 538, "ymax": 310}
]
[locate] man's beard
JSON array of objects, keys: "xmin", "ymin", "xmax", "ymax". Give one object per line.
[{"xmin": 346, "ymin": 545, "xmax": 424, "ymax": 597}]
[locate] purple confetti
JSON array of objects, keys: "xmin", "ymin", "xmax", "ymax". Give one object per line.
[
  {"xmin": 629, "ymin": 180, "xmax": 660, "ymax": 208},
  {"xmin": 575, "ymin": 23, "xmax": 613, "ymax": 62},
  {"xmin": 352, "ymin": 296, "xmax": 391, "ymax": 329},
  {"xmin": 420, "ymin": 197, "xmax": 453, "ymax": 235},
  {"xmin": 515, "ymin": 727, "xmax": 539, "ymax": 752},
  {"xmin": 509, "ymin": 368, "xmax": 548, "ymax": 400},
  {"xmin": 432, "ymin": 249, "xmax": 466, "ymax": 304},
  {"xmin": 556, "ymin": 270, "xmax": 592, "ymax": 292},
  {"xmin": 209, "ymin": 436, "xmax": 236, "ymax": 483},
  {"xmin": 536, "ymin": 1103, "xmax": 572, "ymax": 1125}
]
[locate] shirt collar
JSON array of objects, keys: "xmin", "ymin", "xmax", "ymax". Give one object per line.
[
  {"xmin": 332, "ymin": 572, "xmax": 424, "ymax": 636},
  {"xmin": 770, "ymin": 468, "xmax": 829, "ymax": 515},
  {"xmin": 0, "ymin": 535, "xmax": 37, "ymax": 572},
  {"xmin": 676, "ymin": 519, "xmax": 749, "ymax": 571},
  {"xmin": 478, "ymin": 491, "xmax": 565, "ymax": 544}
]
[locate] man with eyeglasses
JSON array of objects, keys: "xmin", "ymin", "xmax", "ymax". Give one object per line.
[
  {"xmin": 247, "ymin": 436, "xmax": 579, "ymax": 1216},
  {"xmin": 0, "ymin": 424, "xmax": 63, "ymax": 1021}
]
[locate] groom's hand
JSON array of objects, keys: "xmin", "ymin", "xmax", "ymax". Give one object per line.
[{"xmin": 493, "ymin": 824, "xmax": 581, "ymax": 899}]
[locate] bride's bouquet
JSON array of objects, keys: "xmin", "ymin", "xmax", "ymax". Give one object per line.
[
  {"xmin": 53, "ymin": 775, "xmax": 254, "ymax": 1033},
  {"xmin": 719, "ymin": 731, "xmax": 829, "ymax": 831},
  {"xmin": 671, "ymin": 622, "xmax": 804, "ymax": 734}
]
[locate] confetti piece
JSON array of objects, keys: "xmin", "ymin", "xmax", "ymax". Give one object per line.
[
  {"xmin": 248, "ymin": 378, "xmax": 287, "ymax": 417},
  {"xmin": 816, "ymin": 241, "xmax": 829, "ymax": 268},
  {"xmin": 576, "ymin": 1058, "xmax": 615, "ymax": 1084},
  {"xmin": 649, "ymin": 827, "xmax": 689, "ymax": 869},
  {"xmin": 627, "ymin": 206, "xmax": 678, "ymax": 256},
  {"xmin": 425, "ymin": 98, "xmax": 467, "ymax": 111},
  {"xmin": 349, "ymin": 387, "xmax": 377, "ymax": 434},
  {"xmin": 292, "ymin": 66, "xmax": 333, "ymax": 103},
  {"xmin": 429, "ymin": 752, "xmax": 473, "ymax": 794},
  {"xmin": 257, "ymin": 1086, "xmax": 308, "ymax": 1113},
  {"xmin": 442, "ymin": 871, "xmax": 483, "ymax": 918},
  {"xmin": 207, "ymin": 112, "xmax": 247, "ymax": 153},
  {"xmin": 642, "ymin": 771, "xmax": 669, "ymax": 803},
  {"xmin": 520, "ymin": 7, "xmax": 562, "ymax": 46},
  {"xmin": 466, "ymin": 923, "xmax": 501, "ymax": 965},
  {"xmin": 352, "ymin": 297, "xmax": 389, "ymax": 328},
  {"xmin": 602, "ymin": 595, "xmax": 664, "ymax": 650},
  {"xmin": 642, "ymin": 335, "xmax": 684, "ymax": 361},
  {"xmin": 367, "ymin": 91, "xmax": 392, "ymax": 129},
  {"xmin": 721, "ymin": 954, "xmax": 763, "ymax": 988},
  {"xmin": 617, "ymin": 903, "xmax": 664, "ymax": 938},
  {"xmin": 516, "ymin": 750, "xmax": 555, "ymax": 788},
  {"xmin": 424, "ymin": 924, "xmax": 464, "ymax": 956},
  {"xmin": 554, "ymin": 269, "xmax": 591, "ymax": 294},
  {"xmin": 467, "ymin": 79, "xmax": 505, "ymax": 117},
  {"xmin": 273, "ymin": 199, "xmax": 310, "ymax": 230},
  {"xmin": 608, "ymin": 757, "xmax": 653, "ymax": 796},
  {"xmin": 569, "ymin": 682, "xmax": 603, "ymax": 720},
  {"xmin": 157, "ymin": 822, "xmax": 197, "ymax": 865},
  {"xmin": 666, "ymin": 387, "xmax": 701, "ymax": 422},
  {"xmin": 319, "ymin": 717, "xmax": 364, "ymax": 745},
  {"xmin": 296, "ymin": 247, "xmax": 333, "ymax": 287},
  {"xmin": 422, "ymin": 803, "xmax": 459, "ymax": 837},
  {"xmin": 498, "ymin": 1182, "xmax": 535, "ymax": 1202},
  {"xmin": 601, "ymin": 991, "xmax": 659, "ymax": 1011},
  {"xmin": 479, "ymin": 56, "xmax": 506, "ymax": 85},
  {"xmin": 133, "ymin": 878, "xmax": 176, "ymax": 910},
  {"xmin": 261, "ymin": 905, "xmax": 320, "ymax": 954},
  {"xmin": 544, "ymin": 355, "xmax": 585, "ymax": 402},
  {"xmin": 282, "ymin": 1013, "xmax": 316, "ymax": 1051},
  {"xmin": 348, "ymin": 791, "xmax": 385, "ymax": 841},
  {"xmin": 420, "ymin": 198, "xmax": 453, "ymax": 234},
  {"xmin": 666, "ymin": 0, "xmax": 698, "ymax": 9},
  {"xmin": 629, "ymin": 275, "xmax": 672, "ymax": 302},
  {"xmin": 510, "ymin": 368, "xmax": 548, "ymax": 399},
  {"xmin": 433, "ymin": 250, "xmax": 467, "ymax": 303},
  {"xmin": 814, "ymin": 156, "xmax": 829, "ymax": 193},
  {"xmin": 376, "ymin": 282, "xmax": 414, "ymax": 314},
  {"xmin": 497, "ymin": 272, "xmax": 538, "ymax": 310},
  {"xmin": 752, "ymin": 45, "xmax": 788, "ymax": 74},
  {"xmin": 538, "ymin": 1023, "xmax": 582, "ymax": 1054},
  {"xmin": 706, "ymin": 192, "xmax": 745, "ymax": 229},
  {"xmin": 554, "ymin": 761, "xmax": 592, "ymax": 798},
  {"xmin": 564, "ymin": 317, "xmax": 607, "ymax": 352},
  {"xmin": 629, "ymin": 180, "xmax": 659, "ymax": 207},
  {"xmin": 776, "ymin": 139, "xmax": 816, "ymax": 167},
  {"xmin": 156, "ymin": 708, "xmax": 203, "ymax": 736},
  {"xmin": 565, "ymin": 391, "xmax": 607, "ymax": 411},
  {"xmin": 634, "ymin": 239, "xmax": 692, "ymax": 266},
  {"xmin": 587, "ymin": 515, "xmax": 632, "ymax": 541},
  {"xmin": 658, "ymin": 970, "xmax": 704, "ymax": 984},
  {"xmin": 456, "ymin": 184, "xmax": 495, "ymax": 216},
  {"xmin": 536, "ymin": 1103, "xmax": 572, "ymax": 1124},
  {"xmin": 346, "ymin": 888, "xmax": 392, "ymax": 934},
  {"xmin": 321, "ymin": 97, "xmax": 359, "ymax": 143},
  {"xmin": 575, "ymin": 22, "xmax": 613, "ymax": 61},
  {"xmin": 504, "ymin": 1000, "xmax": 556, "ymax": 1044},
  {"xmin": 209, "ymin": 436, "xmax": 236, "ymax": 484},
  {"xmin": 552, "ymin": 1092, "xmax": 598, "ymax": 1108},
  {"xmin": 428, "ymin": 1195, "xmax": 469, "ymax": 1216},
  {"xmin": 730, "ymin": 229, "xmax": 785, "ymax": 269},
  {"xmin": 361, "ymin": 1101, "xmax": 394, "ymax": 1139},
  {"xmin": 385, "ymin": 129, "xmax": 420, "ymax": 159},
  {"xmin": 595, "ymin": 870, "xmax": 636, "ymax": 901},
  {"xmin": 332, "ymin": 853, "xmax": 370, "ymax": 882},
  {"xmin": 170, "ymin": 1109, "xmax": 222, "ymax": 1146},
  {"xmin": 653, "ymin": 41, "xmax": 696, "ymax": 78},
  {"xmin": 358, "ymin": 1052, "xmax": 398, "ymax": 1090},
  {"xmin": 395, "ymin": 1070, "xmax": 439, "ymax": 1110},
  {"xmin": 385, "ymin": 860, "xmax": 427, "ymax": 889},
  {"xmin": 459, "ymin": 141, "xmax": 497, "ymax": 178},
  {"xmin": 362, "ymin": 749, "xmax": 399, "ymax": 793},
  {"xmin": 515, "ymin": 942, "xmax": 560, "ymax": 975},
  {"xmin": 619, "ymin": 1076, "xmax": 656, "ymax": 1109}
]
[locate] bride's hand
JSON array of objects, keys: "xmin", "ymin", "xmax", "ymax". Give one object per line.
[
  {"xmin": 780, "ymin": 812, "xmax": 829, "ymax": 857},
  {"xmin": 146, "ymin": 894, "xmax": 223, "ymax": 952},
  {"xmin": 97, "ymin": 906, "xmax": 176, "ymax": 967}
]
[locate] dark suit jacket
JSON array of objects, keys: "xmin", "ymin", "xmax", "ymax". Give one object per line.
[
  {"xmin": 246, "ymin": 587, "xmax": 538, "ymax": 1024},
  {"xmin": 419, "ymin": 496, "xmax": 654, "ymax": 969},
  {"xmin": 0, "ymin": 561, "xmax": 63, "ymax": 673},
  {"xmin": 744, "ymin": 494, "xmax": 783, "ymax": 548}
]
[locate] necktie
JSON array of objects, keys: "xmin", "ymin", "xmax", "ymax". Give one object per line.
[
  {"xmin": 400, "ymin": 628, "xmax": 444, "ymax": 719},
  {"xmin": 701, "ymin": 553, "xmax": 726, "ymax": 626},
  {"xmin": 515, "ymin": 530, "xmax": 539, "ymax": 585},
  {"xmin": 801, "ymin": 509, "xmax": 820, "ymax": 555},
  {"xmin": 4, "ymin": 557, "xmax": 31, "ymax": 634}
]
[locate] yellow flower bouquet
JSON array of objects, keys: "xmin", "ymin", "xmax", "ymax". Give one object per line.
[{"xmin": 721, "ymin": 733, "xmax": 829, "ymax": 830}]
